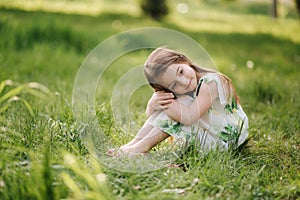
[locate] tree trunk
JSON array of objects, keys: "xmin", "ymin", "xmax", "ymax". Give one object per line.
[{"xmin": 272, "ymin": 0, "xmax": 278, "ymax": 18}]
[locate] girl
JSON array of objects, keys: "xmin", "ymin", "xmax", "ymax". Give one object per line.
[{"xmin": 108, "ymin": 47, "xmax": 248, "ymax": 156}]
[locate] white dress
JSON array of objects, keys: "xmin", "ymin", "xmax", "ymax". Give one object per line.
[{"xmin": 146, "ymin": 73, "xmax": 249, "ymax": 151}]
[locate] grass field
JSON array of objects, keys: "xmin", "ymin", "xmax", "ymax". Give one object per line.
[{"xmin": 0, "ymin": 0, "xmax": 300, "ymax": 199}]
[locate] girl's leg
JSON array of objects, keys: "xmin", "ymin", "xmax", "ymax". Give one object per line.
[
  {"xmin": 106, "ymin": 122, "xmax": 165, "ymax": 156},
  {"xmin": 121, "ymin": 111, "xmax": 162, "ymax": 148},
  {"xmin": 120, "ymin": 122, "xmax": 154, "ymax": 148},
  {"xmin": 120, "ymin": 126, "xmax": 169, "ymax": 154}
]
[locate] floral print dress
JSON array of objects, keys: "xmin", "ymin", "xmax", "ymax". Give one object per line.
[{"xmin": 146, "ymin": 73, "xmax": 249, "ymax": 151}]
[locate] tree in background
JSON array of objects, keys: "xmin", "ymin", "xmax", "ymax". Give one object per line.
[
  {"xmin": 296, "ymin": 0, "xmax": 300, "ymax": 17},
  {"xmin": 140, "ymin": 0, "xmax": 169, "ymax": 20},
  {"xmin": 272, "ymin": 0, "xmax": 278, "ymax": 18}
]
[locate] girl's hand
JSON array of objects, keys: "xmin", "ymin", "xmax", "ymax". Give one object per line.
[{"xmin": 146, "ymin": 91, "xmax": 174, "ymax": 117}]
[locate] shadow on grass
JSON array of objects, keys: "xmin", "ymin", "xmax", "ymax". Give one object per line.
[
  {"xmin": 1, "ymin": 7, "xmax": 299, "ymax": 61},
  {"xmin": 0, "ymin": 7, "xmax": 144, "ymax": 54}
]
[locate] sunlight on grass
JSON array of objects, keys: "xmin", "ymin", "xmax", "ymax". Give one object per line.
[
  {"xmin": 0, "ymin": 0, "xmax": 140, "ymax": 16},
  {"xmin": 170, "ymin": 2, "xmax": 300, "ymax": 43},
  {"xmin": 1, "ymin": 0, "xmax": 299, "ymax": 43}
]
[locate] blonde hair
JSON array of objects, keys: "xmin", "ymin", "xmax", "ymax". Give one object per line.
[{"xmin": 144, "ymin": 47, "xmax": 239, "ymax": 103}]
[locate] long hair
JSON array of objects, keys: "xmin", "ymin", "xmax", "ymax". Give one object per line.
[{"xmin": 144, "ymin": 47, "xmax": 239, "ymax": 103}]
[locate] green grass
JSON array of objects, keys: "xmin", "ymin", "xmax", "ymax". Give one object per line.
[{"xmin": 0, "ymin": 0, "xmax": 300, "ymax": 199}]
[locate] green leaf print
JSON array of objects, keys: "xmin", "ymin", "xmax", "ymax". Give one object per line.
[
  {"xmin": 225, "ymin": 98, "xmax": 239, "ymax": 114},
  {"xmin": 219, "ymin": 124, "xmax": 239, "ymax": 142},
  {"xmin": 202, "ymin": 77, "xmax": 209, "ymax": 83},
  {"xmin": 158, "ymin": 120, "xmax": 182, "ymax": 135},
  {"xmin": 219, "ymin": 119, "xmax": 245, "ymax": 147},
  {"xmin": 231, "ymin": 98, "xmax": 238, "ymax": 110}
]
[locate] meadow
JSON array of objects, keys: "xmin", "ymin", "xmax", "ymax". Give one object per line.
[{"xmin": 0, "ymin": 0, "xmax": 299, "ymax": 199}]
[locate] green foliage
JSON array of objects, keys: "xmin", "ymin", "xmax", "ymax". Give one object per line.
[
  {"xmin": 140, "ymin": 0, "xmax": 169, "ymax": 20},
  {"xmin": 252, "ymin": 80, "xmax": 282, "ymax": 104},
  {"xmin": 61, "ymin": 154, "xmax": 113, "ymax": 200},
  {"xmin": 0, "ymin": 16, "xmax": 88, "ymax": 53},
  {"xmin": 0, "ymin": 1, "xmax": 299, "ymax": 199},
  {"xmin": 0, "ymin": 80, "xmax": 52, "ymax": 117},
  {"xmin": 43, "ymin": 143, "xmax": 55, "ymax": 200}
]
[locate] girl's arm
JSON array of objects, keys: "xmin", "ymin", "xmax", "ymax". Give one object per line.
[
  {"xmin": 146, "ymin": 91, "xmax": 174, "ymax": 118},
  {"xmin": 164, "ymin": 81, "xmax": 218, "ymax": 125}
]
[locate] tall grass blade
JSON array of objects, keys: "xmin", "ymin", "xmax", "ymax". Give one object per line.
[
  {"xmin": 0, "ymin": 101, "xmax": 11, "ymax": 114},
  {"xmin": 43, "ymin": 143, "xmax": 55, "ymax": 200},
  {"xmin": 20, "ymin": 99, "xmax": 35, "ymax": 118},
  {"xmin": 27, "ymin": 82, "xmax": 52, "ymax": 93},
  {"xmin": 0, "ymin": 86, "xmax": 24, "ymax": 104}
]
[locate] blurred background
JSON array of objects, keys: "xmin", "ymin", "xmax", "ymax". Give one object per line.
[
  {"xmin": 1, "ymin": 0, "xmax": 299, "ymax": 96},
  {"xmin": 0, "ymin": 0, "xmax": 299, "ymax": 19},
  {"xmin": 0, "ymin": 1, "xmax": 299, "ymax": 199}
]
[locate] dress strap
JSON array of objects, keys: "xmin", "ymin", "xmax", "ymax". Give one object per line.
[{"xmin": 195, "ymin": 79, "xmax": 204, "ymax": 96}]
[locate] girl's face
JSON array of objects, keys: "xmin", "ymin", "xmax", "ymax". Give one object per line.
[{"xmin": 159, "ymin": 63, "xmax": 197, "ymax": 95}]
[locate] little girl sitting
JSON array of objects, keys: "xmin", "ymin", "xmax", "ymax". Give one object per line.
[{"xmin": 108, "ymin": 47, "xmax": 249, "ymax": 156}]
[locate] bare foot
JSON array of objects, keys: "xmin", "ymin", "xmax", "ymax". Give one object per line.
[
  {"xmin": 105, "ymin": 144, "xmax": 132, "ymax": 156},
  {"xmin": 106, "ymin": 147, "xmax": 150, "ymax": 157}
]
